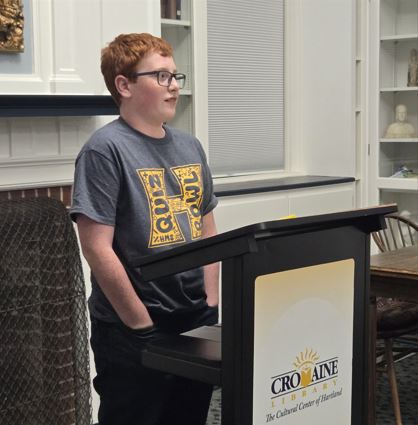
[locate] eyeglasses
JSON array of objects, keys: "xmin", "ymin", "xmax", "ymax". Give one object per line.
[{"xmin": 130, "ymin": 70, "xmax": 186, "ymax": 89}]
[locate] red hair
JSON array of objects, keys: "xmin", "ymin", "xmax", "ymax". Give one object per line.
[{"xmin": 101, "ymin": 33, "xmax": 173, "ymax": 106}]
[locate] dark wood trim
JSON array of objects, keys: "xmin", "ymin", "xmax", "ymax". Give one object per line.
[
  {"xmin": 0, "ymin": 95, "xmax": 119, "ymax": 117},
  {"xmin": 214, "ymin": 175, "xmax": 355, "ymax": 197}
]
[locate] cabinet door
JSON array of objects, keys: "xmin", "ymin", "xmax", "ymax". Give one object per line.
[
  {"xmin": 0, "ymin": 0, "xmax": 161, "ymax": 95},
  {"xmin": 215, "ymin": 193, "xmax": 288, "ymax": 233},
  {"xmin": 0, "ymin": 0, "xmax": 52, "ymax": 94},
  {"xmin": 289, "ymin": 185, "xmax": 355, "ymax": 217}
]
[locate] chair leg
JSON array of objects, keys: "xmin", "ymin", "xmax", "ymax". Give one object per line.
[{"xmin": 384, "ymin": 339, "xmax": 402, "ymax": 425}]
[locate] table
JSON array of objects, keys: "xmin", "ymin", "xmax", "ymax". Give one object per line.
[
  {"xmin": 368, "ymin": 245, "xmax": 418, "ymax": 425},
  {"xmin": 370, "ymin": 245, "xmax": 418, "ymax": 302}
]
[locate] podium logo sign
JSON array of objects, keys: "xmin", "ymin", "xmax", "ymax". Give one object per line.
[
  {"xmin": 293, "ymin": 349, "xmax": 322, "ymax": 388},
  {"xmin": 137, "ymin": 165, "xmax": 203, "ymax": 247},
  {"xmin": 253, "ymin": 260, "xmax": 354, "ymax": 424},
  {"xmin": 268, "ymin": 349, "xmax": 342, "ymax": 422},
  {"xmin": 271, "ymin": 349, "xmax": 338, "ymax": 396}
]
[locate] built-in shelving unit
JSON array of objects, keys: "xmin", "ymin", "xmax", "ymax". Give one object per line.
[
  {"xmin": 160, "ymin": 0, "xmax": 194, "ymax": 134},
  {"xmin": 370, "ymin": 0, "xmax": 418, "ymax": 220}
]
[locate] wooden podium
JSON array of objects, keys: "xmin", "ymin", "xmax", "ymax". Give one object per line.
[{"xmin": 132, "ymin": 205, "xmax": 396, "ymax": 425}]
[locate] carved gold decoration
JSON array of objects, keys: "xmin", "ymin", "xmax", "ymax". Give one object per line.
[{"xmin": 0, "ymin": 0, "xmax": 24, "ymax": 53}]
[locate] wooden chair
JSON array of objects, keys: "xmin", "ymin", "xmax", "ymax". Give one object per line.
[
  {"xmin": 373, "ymin": 213, "xmax": 418, "ymax": 252},
  {"xmin": 372, "ymin": 213, "xmax": 418, "ymax": 425}
]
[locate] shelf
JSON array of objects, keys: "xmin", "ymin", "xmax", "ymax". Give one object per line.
[
  {"xmin": 161, "ymin": 0, "xmax": 193, "ymax": 135},
  {"xmin": 380, "ymin": 87, "xmax": 418, "ymax": 92},
  {"xmin": 161, "ymin": 18, "xmax": 191, "ymax": 27},
  {"xmin": 380, "ymin": 34, "xmax": 418, "ymax": 42},
  {"xmin": 377, "ymin": 178, "xmax": 418, "ymax": 191},
  {"xmin": 0, "ymin": 95, "xmax": 118, "ymax": 117},
  {"xmin": 380, "ymin": 138, "xmax": 418, "ymax": 143},
  {"xmin": 376, "ymin": 0, "xmax": 418, "ymax": 214}
]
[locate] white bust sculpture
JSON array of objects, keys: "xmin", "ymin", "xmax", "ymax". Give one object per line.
[
  {"xmin": 384, "ymin": 104, "xmax": 417, "ymax": 138},
  {"xmin": 407, "ymin": 48, "xmax": 418, "ymax": 87}
]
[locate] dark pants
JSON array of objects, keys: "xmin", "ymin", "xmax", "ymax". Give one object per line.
[{"xmin": 90, "ymin": 306, "xmax": 218, "ymax": 425}]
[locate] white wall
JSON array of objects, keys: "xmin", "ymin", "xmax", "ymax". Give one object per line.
[
  {"xmin": 286, "ymin": 0, "xmax": 356, "ymax": 177},
  {"xmin": 0, "ymin": 116, "xmax": 111, "ymax": 190},
  {"xmin": 215, "ymin": 184, "xmax": 355, "ymax": 233}
]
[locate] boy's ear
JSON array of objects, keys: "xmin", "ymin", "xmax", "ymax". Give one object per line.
[{"xmin": 114, "ymin": 75, "xmax": 132, "ymax": 99}]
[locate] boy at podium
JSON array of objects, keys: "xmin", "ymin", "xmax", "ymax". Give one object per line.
[{"xmin": 70, "ymin": 33, "xmax": 219, "ymax": 425}]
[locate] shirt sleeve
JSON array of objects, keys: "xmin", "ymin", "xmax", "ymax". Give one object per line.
[
  {"xmin": 196, "ymin": 141, "xmax": 218, "ymax": 216},
  {"xmin": 70, "ymin": 149, "xmax": 121, "ymax": 225}
]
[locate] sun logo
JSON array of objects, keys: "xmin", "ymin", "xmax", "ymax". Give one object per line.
[{"xmin": 293, "ymin": 349, "xmax": 320, "ymax": 387}]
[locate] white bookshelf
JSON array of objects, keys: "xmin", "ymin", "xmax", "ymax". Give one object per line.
[
  {"xmin": 160, "ymin": 0, "xmax": 194, "ymax": 135},
  {"xmin": 370, "ymin": 0, "xmax": 418, "ymax": 221}
]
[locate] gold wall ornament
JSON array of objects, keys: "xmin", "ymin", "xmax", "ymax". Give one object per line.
[{"xmin": 0, "ymin": 0, "xmax": 24, "ymax": 53}]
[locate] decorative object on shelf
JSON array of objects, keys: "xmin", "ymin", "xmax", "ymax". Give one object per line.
[
  {"xmin": 390, "ymin": 165, "xmax": 418, "ymax": 179},
  {"xmin": 407, "ymin": 48, "xmax": 418, "ymax": 87},
  {"xmin": 160, "ymin": 0, "xmax": 181, "ymax": 20},
  {"xmin": 0, "ymin": 0, "xmax": 24, "ymax": 53},
  {"xmin": 384, "ymin": 104, "xmax": 417, "ymax": 139}
]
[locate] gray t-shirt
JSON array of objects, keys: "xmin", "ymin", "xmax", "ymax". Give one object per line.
[{"xmin": 70, "ymin": 117, "xmax": 217, "ymax": 323}]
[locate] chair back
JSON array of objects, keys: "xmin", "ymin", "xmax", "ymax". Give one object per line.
[
  {"xmin": 372, "ymin": 213, "xmax": 418, "ymax": 253},
  {"xmin": 0, "ymin": 198, "xmax": 91, "ymax": 425}
]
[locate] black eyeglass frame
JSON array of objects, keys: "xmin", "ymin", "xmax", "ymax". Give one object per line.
[{"xmin": 130, "ymin": 70, "xmax": 186, "ymax": 88}]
